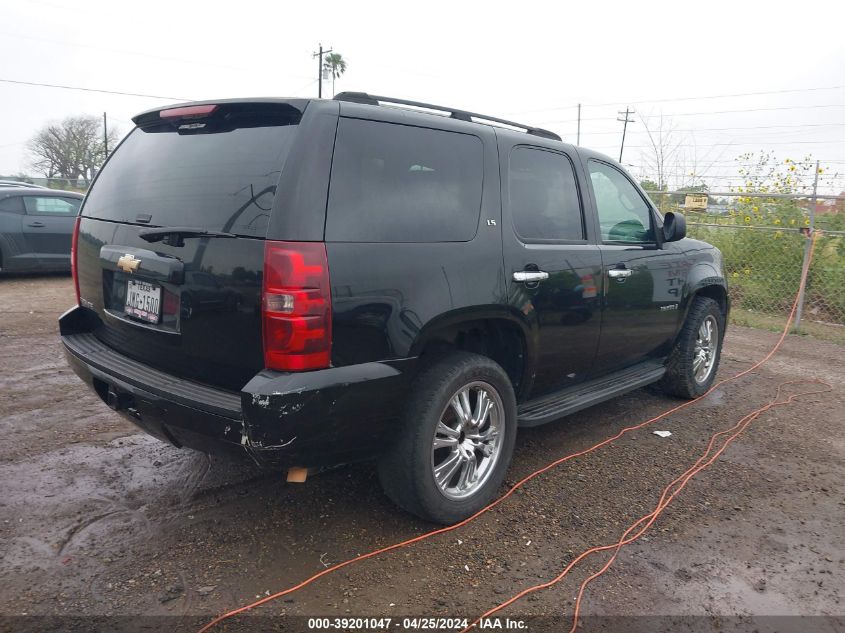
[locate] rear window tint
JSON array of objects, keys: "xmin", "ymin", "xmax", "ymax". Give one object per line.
[
  {"xmin": 326, "ymin": 118, "xmax": 483, "ymax": 242},
  {"xmin": 82, "ymin": 108, "xmax": 299, "ymax": 237}
]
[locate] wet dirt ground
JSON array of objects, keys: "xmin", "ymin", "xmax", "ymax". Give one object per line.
[{"xmin": 1, "ymin": 275, "xmax": 843, "ymax": 633}]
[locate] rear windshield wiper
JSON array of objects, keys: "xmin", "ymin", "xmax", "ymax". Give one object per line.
[{"xmin": 138, "ymin": 226, "xmax": 236, "ymax": 246}]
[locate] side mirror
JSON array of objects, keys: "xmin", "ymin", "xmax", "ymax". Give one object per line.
[{"xmin": 662, "ymin": 211, "xmax": 687, "ymax": 243}]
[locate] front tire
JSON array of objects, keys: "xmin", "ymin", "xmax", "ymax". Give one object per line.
[
  {"xmin": 660, "ymin": 296, "xmax": 725, "ymax": 398},
  {"xmin": 378, "ymin": 351, "xmax": 517, "ymax": 524}
]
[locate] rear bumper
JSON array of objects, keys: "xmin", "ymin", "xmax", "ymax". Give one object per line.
[{"xmin": 60, "ymin": 307, "xmax": 414, "ymax": 468}]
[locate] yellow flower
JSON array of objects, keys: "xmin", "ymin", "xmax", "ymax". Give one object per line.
[
  {"xmin": 790, "ymin": 218, "xmax": 796, "ymax": 225},
  {"xmin": 744, "ymin": 268, "xmax": 751, "ymax": 275},
  {"xmin": 774, "ymin": 231, "xmax": 783, "ymax": 239},
  {"xmin": 732, "ymin": 272, "xmax": 739, "ymax": 278},
  {"xmin": 752, "ymin": 206, "xmax": 759, "ymax": 213},
  {"xmin": 818, "ymin": 167, "xmax": 824, "ymax": 174},
  {"xmin": 744, "ymin": 216, "xmax": 752, "ymax": 223},
  {"xmin": 789, "ymin": 165, "xmax": 796, "ymax": 172},
  {"xmin": 774, "ymin": 218, "xmax": 781, "ymax": 225},
  {"xmin": 805, "ymin": 217, "xmax": 810, "ymax": 226}
]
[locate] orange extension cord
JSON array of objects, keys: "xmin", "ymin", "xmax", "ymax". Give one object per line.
[
  {"xmin": 463, "ymin": 378, "xmax": 831, "ymax": 633},
  {"xmin": 198, "ymin": 232, "xmax": 820, "ymax": 633}
]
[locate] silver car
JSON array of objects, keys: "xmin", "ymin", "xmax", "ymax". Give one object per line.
[{"xmin": 0, "ymin": 187, "xmax": 83, "ymax": 273}]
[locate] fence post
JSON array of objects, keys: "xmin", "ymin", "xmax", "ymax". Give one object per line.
[{"xmin": 794, "ymin": 161, "xmax": 819, "ymax": 330}]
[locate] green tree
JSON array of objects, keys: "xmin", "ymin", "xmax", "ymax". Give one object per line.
[{"xmin": 323, "ymin": 53, "xmax": 347, "ymax": 96}]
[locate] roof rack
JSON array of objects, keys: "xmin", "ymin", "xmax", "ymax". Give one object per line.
[{"xmin": 334, "ymin": 92, "xmax": 561, "ymax": 142}]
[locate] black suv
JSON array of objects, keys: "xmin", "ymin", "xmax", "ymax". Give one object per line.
[{"xmin": 61, "ymin": 93, "xmax": 728, "ymax": 524}]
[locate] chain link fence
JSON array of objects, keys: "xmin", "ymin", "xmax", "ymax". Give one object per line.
[{"xmin": 648, "ymin": 190, "xmax": 845, "ymax": 343}]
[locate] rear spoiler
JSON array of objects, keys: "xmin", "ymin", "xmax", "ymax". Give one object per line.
[{"xmin": 132, "ymin": 98, "xmax": 310, "ymax": 128}]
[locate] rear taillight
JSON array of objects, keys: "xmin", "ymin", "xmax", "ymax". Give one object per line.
[
  {"xmin": 71, "ymin": 215, "xmax": 81, "ymax": 305},
  {"xmin": 262, "ymin": 241, "xmax": 332, "ymax": 371}
]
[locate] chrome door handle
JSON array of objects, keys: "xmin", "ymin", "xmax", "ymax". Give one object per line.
[
  {"xmin": 513, "ymin": 271, "xmax": 549, "ymax": 283},
  {"xmin": 608, "ymin": 268, "xmax": 632, "ymax": 279}
]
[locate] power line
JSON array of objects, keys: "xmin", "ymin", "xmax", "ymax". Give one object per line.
[
  {"xmin": 627, "ymin": 171, "xmax": 845, "ymax": 179},
  {"xmin": 511, "ymin": 84, "xmax": 845, "ymax": 115},
  {"xmin": 540, "ymin": 103, "xmax": 845, "ymax": 124},
  {"xmin": 0, "ymin": 78, "xmax": 188, "ymax": 101},
  {"xmin": 629, "ymin": 157, "xmax": 845, "ymax": 165},
  {"xmin": 587, "ymin": 139, "xmax": 845, "ymax": 150},
  {"xmin": 572, "ymin": 122, "xmax": 845, "ymax": 136}
]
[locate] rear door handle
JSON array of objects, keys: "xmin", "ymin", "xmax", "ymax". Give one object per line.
[
  {"xmin": 513, "ymin": 271, "xmax": 549, "ymax": 283},
  {"xmin": 608, "ymin": 268, "xmax": 633, "ymax": 279},
  {"xmin": 27, "ymin": 221, "xmax": 45, "ymax": 228}
]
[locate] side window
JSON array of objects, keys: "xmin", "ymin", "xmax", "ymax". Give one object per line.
[
  {"xmin": 509, "ymin": 147, "xmax": 583, "ymax": 241},
  {"xmin": 587, "ymin": 160, "xmax": 654, "ymax": 243},
  {"xmin": 327, "ymin": 118, "xmax": 483, "ymax": 243},
  {"xmin": 0, "ymin": 196, "xmax": 24, "ymax": 214},
  {"xmin": 23, "ymin": 196, "xmax": 81, "ymax": 215}
]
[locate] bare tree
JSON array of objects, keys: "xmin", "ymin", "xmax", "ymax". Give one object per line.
[
  {"xmin": 639, "ymin": 113, "xmax": 682, "ymax": 192},
  {"xmin": 638, "ymin": 111, "xmax": 731, "ymax": 194},
  {"xmin": 27, "ymin": 115, "xmax": 119, "ymax": 185}
]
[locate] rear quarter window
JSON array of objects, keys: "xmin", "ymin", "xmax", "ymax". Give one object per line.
[
  {"xmin": 0, "ymin": 195, "xmax": 24, "ymax": 214},
  {"xmin": 326, "ymin": 118, "xmax": 483, "ymax": 242}
]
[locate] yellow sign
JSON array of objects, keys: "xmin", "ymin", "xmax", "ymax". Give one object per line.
[{"xmin": 685, "ymin": 193, "xmax": 708, "ymax": 210}]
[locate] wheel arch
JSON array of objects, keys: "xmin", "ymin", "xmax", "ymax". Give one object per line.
[
  {"xmin": 408, "ymin": 307, "xmax": 533, "ymax": 399},
  {"xmin": 683, "ymin": 263, "xmax": 729, "ymax": 320}
]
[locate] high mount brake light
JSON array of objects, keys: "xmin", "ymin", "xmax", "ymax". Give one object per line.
[
  {"xmin": 159, "ymin": 104, "xmax": 218, "ymax": 119},
  {"xmin": 262, "ymin": 241, "xmax": 332, "ymax": 371}
]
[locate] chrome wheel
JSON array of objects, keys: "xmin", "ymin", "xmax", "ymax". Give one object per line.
[
  {"xmin": 693, "ymin": 315, "xmax": 718, "ymax": 383},
  {"xmin": 431, "ymin": 381, "xmax": 504, "ymax": 501}
]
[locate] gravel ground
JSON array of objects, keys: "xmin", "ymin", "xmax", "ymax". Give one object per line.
[{"xmin": 0, "ymin": 275, "xmax": 842, "ymax": 633}]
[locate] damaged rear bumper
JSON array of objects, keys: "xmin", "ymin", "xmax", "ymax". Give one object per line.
[{"xmin": 60, "ymin": 309, "xmax": 413, "ymax": 469}]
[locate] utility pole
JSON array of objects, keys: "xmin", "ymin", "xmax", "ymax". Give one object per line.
[
  {"xmin": 103, "ymin": 111, "xmax": 108, "ymax": 156},
  {"xmin": 313, "ymin": 44, "xmax": 333, "ymax": 98},
  {"xmin": 617, "ymin": 107, "xmax": 634, "ymax": 162},
  {"xmin": 576, "ymin": 103, "xmax": 581, "ymax": 146}
]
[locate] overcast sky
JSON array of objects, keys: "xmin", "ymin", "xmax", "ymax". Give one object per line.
[{"xmin": 2, "ymin": 0, "xmax": 844, "ymax": 192}]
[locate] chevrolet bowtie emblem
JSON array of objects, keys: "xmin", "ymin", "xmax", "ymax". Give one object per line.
[{"xmin": 117, "ymin": 253, "xmax": 141, "ymax": 274}]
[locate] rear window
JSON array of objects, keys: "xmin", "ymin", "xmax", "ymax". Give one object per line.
[
  {"xmin": 82, "ymin": 105, "xmax": 299, "ymax": 238},
  {"xmin": 326, "ymin": 118, "xmax": 483, "ymax": 242}
]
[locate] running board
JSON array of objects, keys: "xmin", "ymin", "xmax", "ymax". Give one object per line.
[{"xmin": 517, "ymin": 361, "xmax": 666, "ymax": 427}]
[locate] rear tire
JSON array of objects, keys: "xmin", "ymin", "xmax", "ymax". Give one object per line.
[
  {"xmin": 378, "ymin": 351, "xmax": 517, "ymax": 524},
  {"xmin": 660, "ymin": 296, "xmax": 724, "ymax": 399}
]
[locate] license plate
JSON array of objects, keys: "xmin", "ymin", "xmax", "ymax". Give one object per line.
[{"xmin": 125, "ymin": 280, "xmax": 161, "ymax": 324}]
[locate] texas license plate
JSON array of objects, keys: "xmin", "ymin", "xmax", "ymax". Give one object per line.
[{"xmin": 125, "ymin": 280, "xmax": 161, "ymax": 324}]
